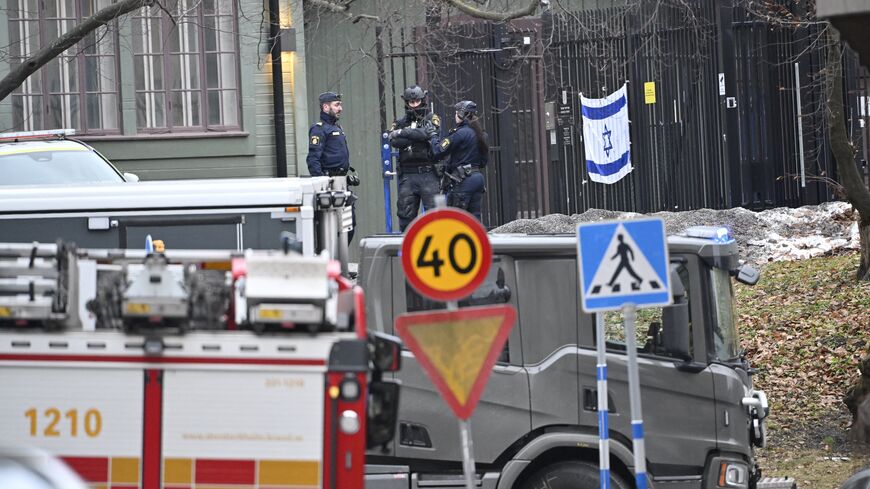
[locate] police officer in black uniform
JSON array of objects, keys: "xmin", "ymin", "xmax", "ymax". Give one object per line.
[
  {"xmin": 307, "ymin": 91, "xmax": 357, "ymax": 240},
  {"xmin": 428, "ymin": 100, "xmax": 488, "ymax": 221},
  {"xmin": 388, "ymin": 85, "xmax": 442, "ymax": 231}
]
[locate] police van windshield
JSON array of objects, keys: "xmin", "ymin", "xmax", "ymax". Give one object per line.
[{"xmin": 710, "ymin": 268, "xmax": 741, "ymax": 362}]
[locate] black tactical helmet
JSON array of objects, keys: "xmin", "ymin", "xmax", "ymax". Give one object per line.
[
  {"xmin": 318, "ymin": 91, "xmax": 341, "ymax": 104},
  {"xmin": 401, "ymin": 85, "xmax": 427, "ymax": 102},
  {"xmin": 454, "ymin": 100, "xmax": 478, "ymax": 120}
]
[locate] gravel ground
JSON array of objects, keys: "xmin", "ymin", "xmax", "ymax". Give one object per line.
[{"xmin": 491, "ymin": 201, "xmax": 861, "ymax": 265}]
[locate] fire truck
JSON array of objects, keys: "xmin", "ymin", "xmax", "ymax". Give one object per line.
[{"xmin": 0, "ymin": 239, "xmax": 401, "ymax": 489}]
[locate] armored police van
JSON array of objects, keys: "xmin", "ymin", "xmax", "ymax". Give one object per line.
[{"xmin": 360, "ymin": 227, "xmax": 788, "ymax": 489}]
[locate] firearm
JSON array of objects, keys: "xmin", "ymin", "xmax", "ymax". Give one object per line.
[{"xmin": 439, "ymin": 166, "xmax": 462, "ymax": 192}]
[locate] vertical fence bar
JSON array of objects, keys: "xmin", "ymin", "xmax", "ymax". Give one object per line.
[{"xmin": 794, "ymin": 62, "xmax": 807, "ymax": 189}]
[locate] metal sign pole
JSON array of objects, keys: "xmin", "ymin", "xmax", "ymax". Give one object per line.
[
  {"xmin": 459, "ymin": 418, "xmax": 476, "ymax": 489},
  {"xmin": 595, "ymin": 313, "xmax": 611, "ymax": 489},
  {"xmin": 622, "ymin": 303, "xmax": 647, "ymax": 489},
  {"xmin": 447, "ymin": 299, "xmax": 477, "ymax": 489}
]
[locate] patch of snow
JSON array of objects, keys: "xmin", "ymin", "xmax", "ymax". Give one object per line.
[{"xmin": 491, "ymin": 201, "xmax": 860, "ymax": 265}]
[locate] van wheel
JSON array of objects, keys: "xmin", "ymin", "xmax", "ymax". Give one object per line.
[{"xmin": 518, "ymin": 460, "xmax": 630, "ymax": 489}]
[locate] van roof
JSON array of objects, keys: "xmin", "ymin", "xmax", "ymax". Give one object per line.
[{"xmin": 360, "ymin": 232, "xmax": 739, "ymax": 262}]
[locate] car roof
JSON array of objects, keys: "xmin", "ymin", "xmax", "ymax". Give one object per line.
[{"xmin": 0, "ymin": 139, "xmax": 91, "ymax": 156}]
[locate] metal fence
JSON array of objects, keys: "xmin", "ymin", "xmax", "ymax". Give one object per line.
[
  {"xmin": 376, "ymin": 3, "xmax": 870, "ymax": 228},
  {"xmin": 378, "ymin": 20, "xmax": 549, "ymax": 227},
  {"xmin": 545, "ymin": 3, "xmax": 727, "ymax": 215}
]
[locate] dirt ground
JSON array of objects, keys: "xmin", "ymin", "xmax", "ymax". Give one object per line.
[
  {"xmin": 756, "ymin": 414, "xmax": 870, "ymax": 488},
  {"xmin": 734, "ymin": 250, "xmax": 870, "ymax": 489}
]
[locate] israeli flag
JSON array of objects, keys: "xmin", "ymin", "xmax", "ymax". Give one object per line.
[{"xmin": 581, "ymin": 84, "xmax": 632, "ymax": 184}]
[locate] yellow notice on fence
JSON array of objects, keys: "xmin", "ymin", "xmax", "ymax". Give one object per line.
[{"xmin": 644, "ymin": 81, "xmax": 656, "ymax": 104}]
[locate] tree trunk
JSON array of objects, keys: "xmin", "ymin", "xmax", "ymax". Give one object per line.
[
  {"xmin": 860, "ymin": 220, "xmax": 870, "ymax": 280},
  {"xmin": 826, "ymin": 29, "xmax": 870, "ymax": 281}
]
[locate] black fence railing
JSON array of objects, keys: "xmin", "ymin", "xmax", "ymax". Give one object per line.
[{"xmin": 376, "ymin": 2, "xmax": 869, "ymax": 228}]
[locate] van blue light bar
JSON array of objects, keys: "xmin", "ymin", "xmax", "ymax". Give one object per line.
[{"xmin": 683, "ymin": 226, "xmax": 734, "ymax": 243}]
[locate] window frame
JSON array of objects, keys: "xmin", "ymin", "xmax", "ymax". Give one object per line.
[
  {"xmin": 8, "ymin": 0, "xmax": 123, "ymax": 135},
  {"xmin": 594, "ymin": 258, "xmax": 695, "ymax": 362},
  {"xmin": 132, "ymin": 0, "xmax": 243, "ymax": 134}
]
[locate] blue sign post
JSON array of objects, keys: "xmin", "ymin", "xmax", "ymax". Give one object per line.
[
  {"xmin": 380, "ymin": 133, "xmax": 396, "ymax": 233},
  {"xmin": 577, "ymin": 217, "xmax": 671, "ymax": 489}
]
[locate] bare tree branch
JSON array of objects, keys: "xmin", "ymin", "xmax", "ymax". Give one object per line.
[
  {"xmin": 441, "ymin": 0, "xmax": 539, "ymax": 22},
  {"xmin": 306, "ymin": 0, "xmax": 347, "ymax": 14},
  {"xmin": 0, "ymin": 0, "xmax": 151, "ymax": 102},
  {"xmin": 304, "ymin": 0, "xmax": 377, "ymax": 22}
]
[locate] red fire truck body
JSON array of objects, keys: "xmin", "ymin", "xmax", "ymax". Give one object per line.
[{"xmin": 0, "ymin": 243, "xmax": 400, "ymax": 489}]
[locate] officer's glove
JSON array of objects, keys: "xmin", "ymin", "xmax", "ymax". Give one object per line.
[
  {"xmin": 388, "ymin": 129, "xmax": 402, "ymax": 140},
  {"xmin": 424, "ymin": 123, "xmax": 438, "ymax": 139}
]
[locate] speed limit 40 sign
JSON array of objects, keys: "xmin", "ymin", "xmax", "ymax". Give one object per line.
[{"xmin": 401, "ymin": 208, "xmax": 491, "ymax": 301}]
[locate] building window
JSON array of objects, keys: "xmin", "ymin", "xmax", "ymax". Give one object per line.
[
  {"xmin": 133, "ymin": 0, "xmax": 240, "ymax": 132},
  {"xmin": 7, "ymin": 0, "xmax": 120, "ymax": 134}
]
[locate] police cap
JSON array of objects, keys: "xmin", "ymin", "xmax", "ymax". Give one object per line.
[{"xmin": 319, "ymin": 92, "xmax": 342, "ymax": 104}]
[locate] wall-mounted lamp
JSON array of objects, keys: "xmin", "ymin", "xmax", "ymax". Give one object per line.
[{"xmin": 279, "ymin": 28, "xmax": 296, "ymax": 52}]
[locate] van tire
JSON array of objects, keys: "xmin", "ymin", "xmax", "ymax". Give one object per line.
[{"xmin": 518, "ymin": 460, "xmax": 630, "ymax": 489}]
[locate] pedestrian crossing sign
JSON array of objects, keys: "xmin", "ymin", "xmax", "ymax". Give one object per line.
[{"xmin": 577, "ymin": 218, "xmax": 672, "ymax": 312}]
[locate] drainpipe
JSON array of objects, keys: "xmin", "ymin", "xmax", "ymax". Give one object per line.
[{"xmin": 269, "ymin": 0, "xmax": 288, "ymax": 177}]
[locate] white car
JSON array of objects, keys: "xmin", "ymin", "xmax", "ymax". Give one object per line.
[{"xmin": 0, "ymin": 130, "xmax": 138, "ymax": 186}]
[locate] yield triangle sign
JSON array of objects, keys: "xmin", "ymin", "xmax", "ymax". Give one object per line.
[{"xmin": 395, "ymin": 305, "xmax": 517, "ymax": 420}]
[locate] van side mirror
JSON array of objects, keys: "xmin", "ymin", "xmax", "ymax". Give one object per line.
[
  {"xmin": 367, "ymin": 379, "xmax": 400, "ymax": 449},
  {"xmin": 662, "ymin": 268, "xmax": 690, "ymax": 360},
  {"xmin": 369, "ymin": 331, "xmax": 402, "ymax": 373},
  {"xmin": 734, "ymin": 264, "xmax": 760, "ymax": 285},
  {"xmin": 123, "ymin": 172, "xmax": 140, "ymax": 182},
  {"xmin": 662, "ymin": 301, "xmax": 691, "ymax": 360}
]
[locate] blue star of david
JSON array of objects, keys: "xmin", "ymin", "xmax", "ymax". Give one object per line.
[{"xmin": 602, "ymin": 125, "xmax": 613, "ymax": 157}]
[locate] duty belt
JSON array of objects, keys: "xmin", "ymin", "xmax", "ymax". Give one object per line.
[
  {"xmin": 325, "ymin": 168, "xmax": 348, "ymax": 177},
  {"xmin": 459, "ymin": 164, "xmax": 482, "ymax": 175},
  {"xmin": 400, "ymin": 165, "xmax": 436, "ymax": 174}
]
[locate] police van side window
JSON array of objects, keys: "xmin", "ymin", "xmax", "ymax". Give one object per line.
[
  {"xmin": 404, "ymin": 256, "xmax": 511, "ymax": 313},
  {"xmin": 404, "ymin": 257, "xmax": 512, "ymax": 362},
  {"xmin": 600, "ymin": 264, "xmax": 693, "ymax": 358},
  {"xmin": 515, "ymin": 258, "xmax": 578, "ymax": 365}
]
